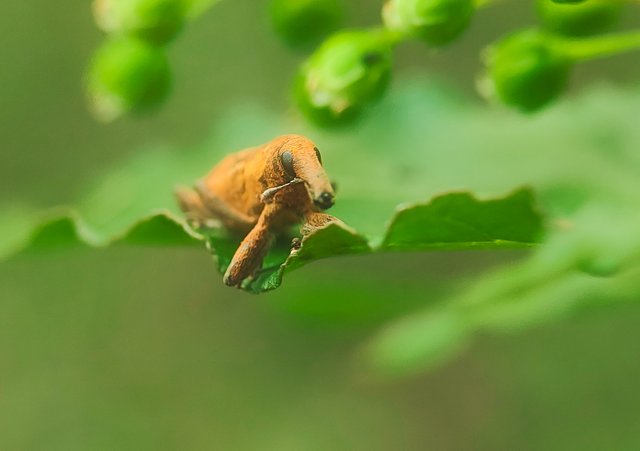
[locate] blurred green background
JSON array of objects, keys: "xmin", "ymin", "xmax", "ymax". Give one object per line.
[{"xmin": 2, "ymin": 1, "xmax": 640, "ymax": 450}]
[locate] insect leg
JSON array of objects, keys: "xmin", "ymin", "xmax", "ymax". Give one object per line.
[
  {"xmin": 175, "ymin": 186, "xmax": 218, "ymax": 227},
  {"xmin": 194, "ymin": 181, "xmax": 255, "ymax": 233},
  {"xmin": 223, "ymin": 207, "xmax": 276, "ymax": 287}
]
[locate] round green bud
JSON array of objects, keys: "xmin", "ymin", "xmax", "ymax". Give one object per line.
[
  {"xmin": 578, "ymin": 257, "xmax": 621, "ymax": 277},
  {"xmin": 536, "ymin": 0, "xmax": 623, "ymax": 37},
  {"xmin": 382, "ymin": 0, "xmax": 474, "ymax": 46},
  {"xmin": 294, "ymin": 29, "xmax": 394, "ymax": 127},
  {"xmin": 482, "ymin": 30, "xmax": 572, "ymax": 112},
  {"xmin": 87, "ymin": 36, "xmax": 171, "ymax": 121},
  {"xmin": 93, "ymin": 0, "xmax": 186, "ymax": 45},
  {"xmin": 269, "ymin": 0, "xmax": 344, "ymax": 49}
]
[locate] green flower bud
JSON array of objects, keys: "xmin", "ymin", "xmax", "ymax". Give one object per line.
[
  {"xmin": 269, "ymin": 0, "xmax": 344, "ymax": 49},
  {"xmin": 294, "ymin": 29, "xmax": 394, "ymax": 127},
  {"xmin": 382, "ymin": 0, "xmax": 474, "ymax": 46},
  {"xmin": 578, "ymin": 257, "xmax": 621, "ymax": 277},
  {"xmin": 93, "ymin": 0, "xmax": 186, "ymax": 45},
  {"xmin": 536, "ymin": 0, "xmax": 623, "ymax": 37},
  {"xmin": 87, "ymin": 37, "xmax": 171, "ymax": 121},
  {"xmin": 481, "ymin": 30, "xmax": 572, "ymax": 112}
]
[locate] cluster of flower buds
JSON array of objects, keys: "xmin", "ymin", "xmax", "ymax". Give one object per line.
[
  {"xmin": 294, "ymin": 29, "xmax": 394, "ymax": 127},
  {"xmin": 481, "ymin": 30, "xmax": 573, "ymax": 112},
  {"xmin": 382, "ymin": 0, "xmax": 475, "ymax": 46},
  {"xmin": 269, "ymin": 0, "xmax": 345, "ymax": 50},
  {"xmin": 482, "ymin": 0, "xmax": 638, "ymax": 112},
  {"xmin": 291, "ymin": 0, "xmax": 482, "ymax": 126},
  {"xmin": 289, "ymin": 0, "xmax": 640, "ymax": 124},
  {"xmin": 84, "ymin": 0, "xmax": 640, "ymax": 123},
  {"xmin": 537, "ymin": 0, "xmax": 623, "ymax": 37},
  {"xmin": 86, "ymin": 0, "xmax": 188, "ymax": 121}
]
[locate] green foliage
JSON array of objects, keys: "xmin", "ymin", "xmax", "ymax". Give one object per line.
[
  {"xmin": 357, "ymin": 81, "xmax": 640, "ymax": 376},
  {"xmin": 93, "ymin": 0, "xmax": 187, "ymax": 45},
  {"xmin": 0, "ymin": 208, "xmax": 198, "ymax": 261},
  {"xmin": 269, "ymin": 0, "xmax": 344, "ymax": 49},
  {"xmin": 382, "ymin": 0, "xmax": 475, "ymax": 46},
  {"xmin": 536, "ymin": 0, "xmax": 624, "ymax": 37},
  {"xmin": 9, "ymin": 0, "xmax": 640, "ymax": 445},
  {"xmin": 0, "ymin": 187, "xmax": 540, "ymax": 294},
  {"xmin": 365, "ymin": 308, "xmax": 471, "ymax": 378},
  {"xmin": 87, "ymin": 36, "xmax": 171, "ymax": 121},
  {"xmin": 367, "ymin": 222, "xmax": 640, "ymax": 377},
  {"xmin": 294, "ymin": 29, "xmax": 394, "ymax": 126},
  {"xmin": 6, "ymin": 79, "xmax": 640, "ymax": 374},
  {"xmin": 382, "ymin": 189, "xmax": 543, "ymax": 250},
  {"xmin": 1, "ymin": 80, "xmax": 544, "ymax": 295},
  {"xmin": 482, "ymin": 29, "xmax": 572, "ymax": 112}
]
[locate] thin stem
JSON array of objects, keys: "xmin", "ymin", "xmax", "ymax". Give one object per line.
[
  {"xmin": 185, "ymin": 0, "xmax": 222, "ymax": 20},
  {"xmin": 474, "ymin": 0, "xmax": 504, "ymax": 9},
  {"xmin": 557, "ymin": 29, "xmax": 640, "ymax": 62},
  {"xmin": 382, "ymin": 29, "xmax": 408, "ymax": 48}
]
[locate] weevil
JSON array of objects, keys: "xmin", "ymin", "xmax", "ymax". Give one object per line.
[{"xmin": 176, "ymin": 134, "xmax": 342, "ymax": 287}]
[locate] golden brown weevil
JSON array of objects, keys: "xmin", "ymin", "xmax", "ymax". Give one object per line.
[{"xmin": 176, "ymin": 134, "xmax": 342, "ymax": 287}]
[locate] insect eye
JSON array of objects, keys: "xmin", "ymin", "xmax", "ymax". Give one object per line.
[
  {"xmin": 280, "ymin": 151, "xmax": 295, "ymax": 179},
  {"xmin": 314, "ymin": 147, "xmax": 322, "ymax": 165}
]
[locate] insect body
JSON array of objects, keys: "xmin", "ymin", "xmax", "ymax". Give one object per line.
[{"xmin": 176, "ymin": 134, "xmax": 340, "ymax": 287}]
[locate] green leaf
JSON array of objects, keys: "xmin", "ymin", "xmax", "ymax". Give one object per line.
[
  {"xmin": 2, "ymin": 79, "xmax": 549, "ymax": 293},
  {"xmin": 0, "ymin": 186, "xmax": 542, "ymax": 293},
  {"xmin": 3, "ymin": 208, "xmax": 200, "ymax": 259},
  {"xmin": 4, "ymin": 78, "xmax": 640, "ymax": 343},
  {"xmin": 381, "ymin": 188, "xmax": 543, "ymax": 250},
  {"xmin": 237, "ymin": 222, "xmax": 371, "ymax": 294},
  {"xmin": 202, "ymin": 187, "xmax": 540, "ymax": 293}
]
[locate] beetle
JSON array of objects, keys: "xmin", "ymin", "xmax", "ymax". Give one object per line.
[{"xmin": 176, "ymin": 134, "xmax": 342, "ymax": 287}]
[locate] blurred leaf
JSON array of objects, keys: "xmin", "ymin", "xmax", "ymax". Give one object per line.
[
  {"xmin": 3, "ymin": 208, "xmax": 200, "ymax": 258},
  {"xmin": 365, "ymin": 264, "xmax": 640, "ymax": 379},
  {"xmin": 0, "ymin": 204, "xmax": 39, "ymax": 261},
  {"xmin": 366, "ymin": 199, "xmax": 640, "ymax": 378},
  {"xmin": 364, "ymin": 308, "xmax": 471, "ymax": 379}
]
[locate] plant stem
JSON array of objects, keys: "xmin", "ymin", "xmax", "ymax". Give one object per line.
[
  {"xmin": 382, "ymin": 29, "xmax": 408, "ymax": 48},
  {"xmin": 474, "ymin": 0, "xmax": 503, "ymax": 9},
  {"xmin": 557, "ymin": 30, "xmax": 640, "ymax": 62},
  {"xmin": 185, "ymin": 0, "xmax": 222, "ymax": 20}
]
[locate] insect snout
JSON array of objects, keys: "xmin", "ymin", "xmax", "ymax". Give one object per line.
[{"xmin": 314, "ymin": 191, "xmax": 335, "ymax": 210}]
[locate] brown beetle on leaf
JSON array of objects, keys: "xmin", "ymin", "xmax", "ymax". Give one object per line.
[{"xmin": 176, "ymin": 134, "xmax": 344, "ymax": 287}]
